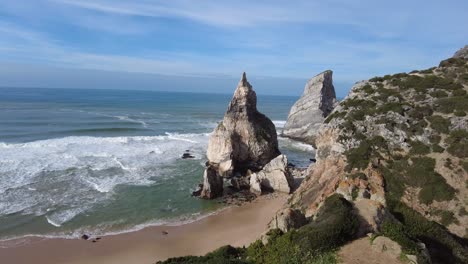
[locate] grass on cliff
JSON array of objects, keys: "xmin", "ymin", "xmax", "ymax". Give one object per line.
[
  {"xmin": 157, "ymin": 194, "xmax": 359, "ymax": 264},
  {"xmin": 384, "ymin": 201, "xmax": 468, "ymax": 264},
  {"xmin": 446, "ymin": 129, "xmax": 468, "ymax": 158}
]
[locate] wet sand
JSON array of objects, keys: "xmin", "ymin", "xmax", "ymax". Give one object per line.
[{"xmin": 0, "ymin": 194, "xmax": 286, "ymax": 264}]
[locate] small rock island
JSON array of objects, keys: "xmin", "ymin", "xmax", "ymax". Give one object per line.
[{"xmin": 197, "ymin": 72, "xmax": 293, "ymax": 199}]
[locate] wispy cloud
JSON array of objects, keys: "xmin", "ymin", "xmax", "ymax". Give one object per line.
[{"xmin": 0, "ymin": 0, "xmax": 467, "ymax": 95}]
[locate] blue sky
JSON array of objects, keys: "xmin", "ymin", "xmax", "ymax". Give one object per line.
[{"xmin": 0, "ymin": 0, "xmax": 467, "ymax": 97}]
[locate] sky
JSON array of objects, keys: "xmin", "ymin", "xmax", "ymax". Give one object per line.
[{"xmin": 0, "ymin": 0, "xmax": 467, "ymax": 97}]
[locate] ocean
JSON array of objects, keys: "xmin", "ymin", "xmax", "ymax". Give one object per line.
[{"xmin": 0, "ymin": 87, "xmax": 313, "ymax": 241}]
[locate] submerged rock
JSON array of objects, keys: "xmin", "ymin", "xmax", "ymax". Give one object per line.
[
  {"xmin": 249, "ymin": 155, "xmax": 294, "ymax": 194},
  {"xmin": 181, "ymin": 152, "xmax": 195, "ymax": 159},
  {"xmin": 283, "ymin": 70, "xmax": 337, "ymax": 145}
]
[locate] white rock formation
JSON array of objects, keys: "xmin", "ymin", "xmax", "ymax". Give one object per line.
[
  {"xmin": 249, "ymin": 154, "xmax": 294, "ymax": 194},
  {"xmin": 201, "ymin": 72, "xmax": 280, "ymax": 199},
  {"xmin": 283, "ymin": 70, "xmax": 337, "ymax": 145}
]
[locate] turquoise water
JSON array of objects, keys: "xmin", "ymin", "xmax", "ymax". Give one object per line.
[{"xmin": 0, "ymin": 87, "xmax": 314, "ymax": 240}]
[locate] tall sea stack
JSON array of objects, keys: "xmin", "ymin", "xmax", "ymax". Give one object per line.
[
  {"xmin": 283, "ymin": 70, "xmax": 337, "ymax": 145},
  {"xmin": 200, "ymin": 72, "xmax": 280, "ymax": 199}
]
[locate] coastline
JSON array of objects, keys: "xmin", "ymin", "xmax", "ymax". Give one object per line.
[{"xmin": 0, "ymin": 193, "xmax": 287, "ymax": 264}]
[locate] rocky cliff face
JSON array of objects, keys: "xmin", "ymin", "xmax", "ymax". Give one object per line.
[
  {"xmin": 200, "ymin": 73, "xmax": 280, "ymax": 199},
  {"xmin": 288, "ymin": 48, "xmax": 468, "ymax": 262},
  {"xmin": 282, "ymin": 70, "xmax": 337, "ymax": 145}
]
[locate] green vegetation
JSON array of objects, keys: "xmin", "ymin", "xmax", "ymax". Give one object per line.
[
  {"xmin": 324, "ymin": 111, "xmax": 346, "ymax": 123},
  {"xmin": 462, "ymin": 161, "xmax": 468, "ymax": 173},
  {"xmin": 409, "ymin": 141, "xmax": 431, "ymax": 155},
  {"xmin": 381, "ymin": 156, "xmax": 455, "ymax": 204},
  {"xmin": 446, "ymin": 130, "xmax": 468, "ymax": 158},
  {"xmin": 247, "ymin": 195, "xmax": 358, "ymax": 264},
  {"xmin": 427, "ymin": 115, "xmax": 450, "ymax": 134},
  {"xmin": 435, "ymin": 95, "xmax": 468, "ymax": 114},
  {"xmin": 436, "ymin": 210, "xmax": 458, "ymax": 226},
  {"xmin": 351, "ymin": 188, "xmax": 359, "ymax": 201},
  {"xmin": 376, "ymin": 102, "xmax": 405, "ymax": 115},
  {"xmin": 439, "ymin": 57, "xmax": 467, "ymax": 68},
  {"xmin": 452, "ymin": 89, "xmax": 467, "ymax": 96},
  {"xmin": 380, "ymin": 219, "xmax": 419, "ymax": 255},
  {"xmin": 387, "ymin": 202, "xmax": 468, "ymax": 264},
  {"xmin": 349, "ymin": 172, "xmax": 367, "ymax": 180},
  {"xmin": 430, "ymin": 90, "xmax": 448, "ymax": 98},
  {"xmin": 158, "ymin": 195, "xmax": 358, "ymax": 264},
  {"xmin": 344, "ymin": 136, "xmax": 386, "ymax": 172},
  {"xmin": 159, "ymin": 245, "xmax": 248, "ymax": 264},
  {"xmin": 431, "ymin": 144, "xmax": 445, "ymax": 153},
  {"xmin": 361, "ymin": 84, "xmax": 374, "ymax": 94}
]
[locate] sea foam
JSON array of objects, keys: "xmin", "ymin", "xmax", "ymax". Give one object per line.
[{"xmin": 0, "ymin": 133, "xmax": 209, "ymax": 226}]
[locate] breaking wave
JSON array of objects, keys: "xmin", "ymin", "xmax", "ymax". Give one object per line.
[{"xmin": 0, "ymin": 133, "xmax": 209, "ymax": 226}]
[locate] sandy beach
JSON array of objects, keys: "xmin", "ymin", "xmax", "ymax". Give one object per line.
[{"xmin": 0, "ymin": 194, "xmax": 286, "ymax": 264}]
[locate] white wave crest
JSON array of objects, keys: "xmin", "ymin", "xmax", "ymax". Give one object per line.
[
  {"xmin": 272, "ymin": 120, "xmax": 286, "ymax": 128},
  {"xmin": 0, "ymin": 133, "xmax": 209, "ymax": 223}
]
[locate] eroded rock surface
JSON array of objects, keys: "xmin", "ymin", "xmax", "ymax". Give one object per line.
[
  {"xmin": 200, "ymin": 72, "xmax": 280, "ymax": 199},
  {"xmin": 249, "ymin": 154, "xmax": 294, "ymax": 194},
  {"xmin": 283, "ymin": 70, "xmax": 337, "ymax": 145}
]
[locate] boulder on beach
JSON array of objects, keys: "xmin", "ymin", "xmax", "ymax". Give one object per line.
[
  {"xmin": 249, "ymin": 154, "xmax": 294, "ymax": 194},
  {"xmin": 283, "ymin": 70, "xmax": 337, "ymax": 145}
]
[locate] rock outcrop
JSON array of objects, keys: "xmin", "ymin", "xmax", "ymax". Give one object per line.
[
  {"xmin": 200, "ymin": 72, "xmax": 280, "ymax": 199},
  {"xmin": 200, "ymin": 166, "xmax": 223, "ymax": 199},
  {"xmin": 282, "ymin": 70, "xmax": 337, "ymax": 145},
  {"xmin": 268, "ymin": 207, "xmax": 307, "ymax": 233},
  {"xmin": 453, "ymin": 45, "xmax": 468, "ymax": 59},
  {"xmin": 249, "ymin": 154, "xmax": 294, "ymax": 194}
]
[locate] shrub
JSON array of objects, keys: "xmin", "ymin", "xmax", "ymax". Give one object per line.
[
  {"xmin": 408, "ymin": 105, "xmax": 433, "ymax": 119},
  {"xmin": 245, "ymin": 194, "xmax": 358, "ymax": 264},
  {"xmin": 380, "ymin": 220, "xmax": 418, "ymax": 255},
  {"xmin": 377, "ymin": 102, "xmax": 405, "ymax": 115},
  {"xmin": 362, "ymin": 84, "xmax": 374, "ymax": 94},
  {"xmin": 454, "ymin": 110, "xmax": 466, "ymax": 117},
  {"xmin": 446, "ymin": 130, "xmax": 468, "ymax": 158},
  {"xmin": 435, "ymin": 96, "xmax": 468, "ymax": 114},
  {"xmin": 462, "ymin": 161, "xmax": 468, "ymax": 173},
  {"xmin": 429, "ymin": 134, "xmax": 441, "ymax": 144},
  {"xmin": 409, "ymin": 141, "xmax": 431, "ymax": 155},
  {"xmin": 369, "ymin": 76, "xmax": 384, "ymax": 82},
  {"xmin": 324, "ymin": 111, "xmax": 346, "ymax": 123},
  {"xmin": 419, "ymin": 178, "xmax": 455, "ymax": 204},
  {"xmin": 432, "ymin": 144, "xmax": 445, "ymax": 153},
  {"xmin": 430, "ymin": 90, "xmax": 448, "ymax": 98},
  {"xmin": 437, "ymin": 210, "xmax": 458, "ymax": 226},
  {"xmin": 439, "ymin": 57, "xmax": 466, "ymax": 68},
  {"xmin": 349, "ymin": 172, "xmax": 367, "ymax": 180},
  {"xmin": 389, "ymin": 203, "xmax": 468, "ymax": 264},
  {"xmin": 159, "ymin": 245, "xmax": 248, "ymax": 264},
  {"xmin": 452, "ymin": 89, "xmax": 467, "ymax": 96},
  {"xmin": 428, "ymin": 115, "xmax": 450, "ymax": 134}
]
